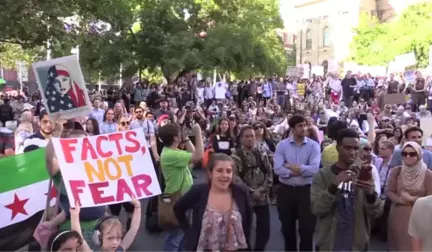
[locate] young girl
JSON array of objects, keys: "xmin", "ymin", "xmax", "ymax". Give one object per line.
[
  {"xmin": 48, "ymin": 230, "xmax": 83, "ymax": 252},
  {"xmin": 70, "ymin": 199, "xmax": 141, "ymax": 252}
]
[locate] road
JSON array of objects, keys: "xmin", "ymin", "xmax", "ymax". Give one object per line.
[{"xmin": 127, "ymin": 169, "xmax": 388, "ymax": 251}]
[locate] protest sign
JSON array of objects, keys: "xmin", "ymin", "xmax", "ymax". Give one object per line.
[
  {"xmin": 33, "ymin": 55, "xmax": 91, "ymax": 119},
  {"xmin": 311, "ymin": 66, "xmax": 324, "ymax": 76},
  {"xmin": 51, "ymin": 129, "xmax": 161, "ymax": 208},
  {"xmin": 382, "ymin": 93, "xmax": 405, "ymax": 108}
]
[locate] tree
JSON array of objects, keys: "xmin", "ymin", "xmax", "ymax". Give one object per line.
[
  {"xmin": 0, "ymin": 0, "xmax": 137, "ymax": 47},
  {"xmin": 134, "ymin": 0, "xmax": 287, "ymax": 82},
  {"xmin": 0, "ymin": 43, "xmax": 41, "ymax": 69},
  {"xmin": 350, "ymin": 3, "xmax": 432, "ymax": 67}
]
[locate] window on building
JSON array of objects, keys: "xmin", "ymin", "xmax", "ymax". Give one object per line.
[
  {"xmin": 306, "ymin": 29, "xmax": 312, "ymax": 49},
  {"xmin": 323, "ymin": 27, "xmax": 330, "ymax": 47}
]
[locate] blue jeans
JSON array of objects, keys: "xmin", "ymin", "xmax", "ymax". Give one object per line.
[{"xmin": 164, "ymin": 227, "xmax": 184, "ymax": 251}]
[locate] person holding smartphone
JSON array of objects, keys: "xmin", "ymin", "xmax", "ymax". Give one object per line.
[{"xmin": 311, "ymin": 128, "xmax": 383, "ymax": 251}]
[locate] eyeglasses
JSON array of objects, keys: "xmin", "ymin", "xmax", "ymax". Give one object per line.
[
  {"xmin": 120, "ymin": 121, "xmax": 130, "ymax": 126},
  {"xmin": 254, "ymin": 126, "xmax": 263, "ymax": 130},
  {"xmin": 402, "ymin": 151, "xmax": 417, "ymax": 158},
  {"xmin": 363, "ymin": 147, "xmax": 372, "ymax": 152}
]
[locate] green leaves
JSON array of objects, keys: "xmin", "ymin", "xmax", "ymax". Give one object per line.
[
  {"xmin": 0, "ymin": 43, "xmax": 41, "ymax": 69},
  {"xmin": 350, "ymin": 3, "xmax": 432, "ymax": 68},
  {"xmin": 134, "ymin": 0, "xmax": 286, "ymax": 80},
  {"xmin": 1, "ymin": 0, "xmax": 286, "ymax": 82}
]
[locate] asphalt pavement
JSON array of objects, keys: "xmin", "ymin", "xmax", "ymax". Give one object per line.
[{"xmin": 127, "ymin": 169, "xmax": 388, "ymax": 251}]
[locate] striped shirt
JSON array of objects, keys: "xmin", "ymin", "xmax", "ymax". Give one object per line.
[{"xmin": 23, "ymin": 131, "xmax": 48, "ymax": 152}]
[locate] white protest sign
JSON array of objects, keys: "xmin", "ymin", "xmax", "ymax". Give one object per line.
[
  {"xmin": 52, "ymin": 129, "xmax": 161, "ymax": 208},
  {"xmin": 299, "ymin": 64, "xmax": 310, "ymax": 79},
  {"xmin": 32, "ymin": 55, "xmax": 91, "ymax": 119},
  {"xmin": 311, "ymin": 66, "xmax": 324, "ymax": 76}
]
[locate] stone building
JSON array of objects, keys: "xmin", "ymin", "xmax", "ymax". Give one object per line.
[
  {"xmin": 292, "ymin": 0, "xmax": 429, "ymax": 72},
  {"xmin": 293, "ymin": 0, "xmax": 377, "ymax": 71}
]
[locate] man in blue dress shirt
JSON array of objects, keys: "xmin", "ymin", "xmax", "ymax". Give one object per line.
[{"xmin": 274, "ymin": 115, "xmax": 321, "ymax": 251}]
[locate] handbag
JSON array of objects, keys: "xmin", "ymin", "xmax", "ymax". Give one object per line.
[
  {"xmin": 157, "ymin": 172, "xmax": 186, "ymax": 230},
  {"xmin": 33, "ymin": 178, "xmax": 62, "ymax": 250}
]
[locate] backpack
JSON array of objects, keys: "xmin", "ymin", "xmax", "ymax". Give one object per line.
[{"xmin": 236, "ymin": 148, "xmax": 267, "ymax": 178}]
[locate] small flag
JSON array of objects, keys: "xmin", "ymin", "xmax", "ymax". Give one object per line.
[{"xmin": 0, "ymin": 148, "xmax": 51, "ymax": 250}]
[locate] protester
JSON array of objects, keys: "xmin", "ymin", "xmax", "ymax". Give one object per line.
[
  {"xmin": 4, "ymin": 68, "xmax": 432, "ymax": 252},
  {"xmin": 173, "ymin": 154, "xmax": 252, "ymax": 251},
  {"xmin": 311, "ymin": 128, "xmax": 383, "ymax": 251},
  {"xmin": 409, "ymin": 195, "xmax": 432, "ymax": 251},
  {"xmin": 389, "ymin": 127, "xmax": 432, "ymax": 168},
  {"xmin": 14, "ymin": 110, "xmax": 33, "ymax": 154},
  {"xmin": 386, "ymin": 141, "xmax": 432, "ymax": 251},
  {"xmin": 232, "ymin": 125, "xmax": 272, "ymax": 251},
  {"xmin": 48, "ymin": 231, "xmax": 83, "ymax": 252},
  {"xmin": 85, "ymin": 118, "xmax": 100, "ymax": 136},
  {"xmin": 274, "ymin": 115, "xmax": 320, "ymax": 251},
  {"xmin": 158, "ymin": 122, "xmax": 204, "ymax": 251}
]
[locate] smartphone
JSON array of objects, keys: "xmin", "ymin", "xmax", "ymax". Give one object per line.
[{"xmin": 357, "ymin": 165, "xmax": 372, "ymax": 182}]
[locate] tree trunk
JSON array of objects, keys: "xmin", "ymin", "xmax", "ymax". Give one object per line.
[{"xmin": 162, "ymin": 66, "xmax": 189, "ymax": 84}]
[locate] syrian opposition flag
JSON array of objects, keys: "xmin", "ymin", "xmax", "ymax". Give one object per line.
[{"xmin": 0, "ymin": 148, "xmax": 55, "ymax": 250}]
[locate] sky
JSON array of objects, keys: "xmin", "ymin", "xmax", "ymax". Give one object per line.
[{"xmin": 279, "ymin": 0, "xmax": 296, "ymax": 28}]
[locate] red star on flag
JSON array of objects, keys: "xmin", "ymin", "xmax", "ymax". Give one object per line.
[
  {"xmin": 45, "ymin": 185, "xmax": 57, "ymax": 199},
  {"xmin": 5, "ymin": 193, "xmax": 29, "ymax": 220}
]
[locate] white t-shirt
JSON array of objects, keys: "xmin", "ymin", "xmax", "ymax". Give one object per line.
[{"xmin": 214, "ymin": 82, "xmax": 227, "ymax": 99}]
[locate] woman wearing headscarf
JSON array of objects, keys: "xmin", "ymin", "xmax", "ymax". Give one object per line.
[
  {"xmin": 386, "ymin": 141, "xmax": 432, "ymax": 251},
  {"xmin": 15, "ymin": 110, "xmax": 33, "ymax": 154}
]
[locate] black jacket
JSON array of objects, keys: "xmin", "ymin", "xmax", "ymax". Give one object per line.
[{"xmin": 174, "ymin": 183, "xmax": 253, "ymax": 251}]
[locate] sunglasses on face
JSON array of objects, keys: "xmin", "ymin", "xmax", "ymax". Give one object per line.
[
  {"xmin": 254, "ymin": 125, "xmax": 263, "ymax": 130},
  {"xmin": 120, "ymin": 121, "xmax": 130, "ymax": 126},
  {"xmin": 402, "ymin": 151, "xmax": 417, "ymax": 158},
  {"xmin": 363, "ymin": 147, "xmax": 372, "ymax": 152}
]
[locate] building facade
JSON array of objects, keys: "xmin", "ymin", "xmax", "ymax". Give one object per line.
[
  {"xmin": 294, "ymin": 0, "xmax": 377, "ymax": 69},
  {"xmin": 293, "ymin": 0, "xmax": 431, "ymax": 70}
]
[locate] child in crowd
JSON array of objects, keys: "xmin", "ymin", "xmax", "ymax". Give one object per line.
[{"xmin": 65, "ymin": 199, "xmax": 141, "ymax": 252}]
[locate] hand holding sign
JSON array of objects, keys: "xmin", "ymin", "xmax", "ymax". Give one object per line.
[{"xmin": 51, "ymin": 129, "xmax": 161, "ymax": 208}]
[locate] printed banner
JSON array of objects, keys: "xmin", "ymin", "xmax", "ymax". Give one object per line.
[
  {"xmin": 51, "ymin": 129, "xmax": 161, "ymax": 208},
  {"xmin": 32, "ymin": 55, "xmax": 91, "ymax": 119}
]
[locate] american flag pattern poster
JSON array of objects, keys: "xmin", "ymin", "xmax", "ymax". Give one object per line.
[{"xmin": 32, "ymin": 55, "xmax": 91, "ymax": 119}]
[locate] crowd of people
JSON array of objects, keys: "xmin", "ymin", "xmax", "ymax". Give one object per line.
[{"xmin": 1, "ymin": 70, "xmax": 432, "ymax": 251}]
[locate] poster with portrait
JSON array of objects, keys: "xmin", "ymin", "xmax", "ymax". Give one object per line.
[{"xmin": 32, "ymin": 55, "xmax": 91, "ymax": 119}]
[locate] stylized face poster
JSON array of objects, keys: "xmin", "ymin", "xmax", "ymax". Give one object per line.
[{"xmin": 33, "ymin": 55, "xmax": 91, "ymax": 119}]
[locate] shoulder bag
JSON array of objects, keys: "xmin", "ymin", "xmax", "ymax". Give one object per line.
[{"xmin": 157, "ymin": 172, "xmax": 186, "ymax": 230}]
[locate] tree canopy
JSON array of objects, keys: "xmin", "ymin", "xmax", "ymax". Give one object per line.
[
  {"xmin": 133, "ymin": 0, "xmax": 287, "ymax": 81},
  {"xmin": 350, "ymin": 2, "xmax": 432, "ymax": 67},
  {"xmin": 1, "ymin": 0, "xmax": 287, "ymax": 82}
]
